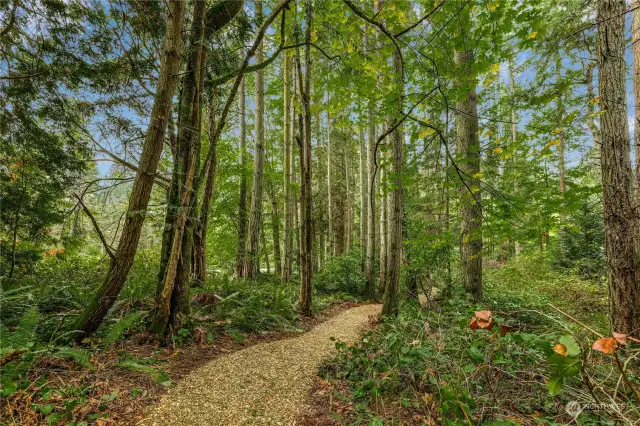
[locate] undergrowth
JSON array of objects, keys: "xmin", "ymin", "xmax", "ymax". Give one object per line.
[{"xmin": 320, "ymin": 254, "xmax": 638, "ymax": 425}]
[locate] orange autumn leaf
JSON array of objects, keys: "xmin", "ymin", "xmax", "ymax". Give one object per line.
[
  {"xmin": 612, "ymin": 332, "xmax": 627, "ymax": 346},
  {"xmin": 475, "ymin": 310, "xmax": 492, "ymax": 321},
  {"xmin": 469, "ymin": 317, "xmax": 479, "ymax": 331},
  {"xmin": 592, "ymin": 337, "xmax": 617, "ymax": 355},
  {"xmin": 500, "ymin": 324, "xmax": 512, "ymax": 337},
  {"xmin": 553, "ymin": 343, "xmax": 568, "ymax": 357}
]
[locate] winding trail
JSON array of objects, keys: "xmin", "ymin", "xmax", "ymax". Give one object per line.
[{"xmin": 143, "ymin": 304, "xmax": 381, "ymax": 426}]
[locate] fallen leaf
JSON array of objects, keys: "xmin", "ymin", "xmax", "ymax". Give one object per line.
[
  {"xmin": 592, "ymin": 337, "xmax": 617, "ymax": 355},
  {"xmin": 612, "ymin": 332, "xmax": 627, "ymax": 346},
  {"xmin": 469, "ymin": 317, "xmax": 479, "ymax": 331},
  {"xmin": 553, "ymin": 343, "xmax": 568, "ymax": 357},
  {"xmin": 500, "ymin": 324, "xmax": 511, "ymax": 337},
  {"xmin": 475, "ymin": 310, "xmax": 492, "ymax": 321}
]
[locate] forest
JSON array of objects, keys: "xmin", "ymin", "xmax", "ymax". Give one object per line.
[{"xmin": 1, "ymin": 0, "xmax": 639, "ymax": 424}]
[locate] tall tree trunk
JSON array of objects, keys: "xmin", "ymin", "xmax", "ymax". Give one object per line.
[
  {"xmin": 365, "ymin": 103, "xmax": 377, "ymax": 299},
  {"xmin": 379, "ymin": 163, "xmax": 388, "ymax": 296},
  {"xmin": 381, "ymin": 49, "xmax": 403, "ymax": 317},
  {"xmin": 509, "ymin": 59, "xmax": 521, "ymax": 257},
  {"xmin": 585, "ymin": 61, "xmax": 601, "ymax": 157},
  {"xmin": 152, "ymin": 0, "xmax": 207, "ymax": 335},
  {"xmin": 73, "ymin": 1, "xmax": 186, "ymax": 340},
  {"xmin": 269, "ymin": 182, "xmax": 282, "ymax": 277},
  {"xmin": 359, "ymin": 130, "xmax": 368, "ymax": 272},
  {"xmin": 455, "ymin": 6, "xmax": 483, "ymax": 302},
  {"xmin": 344, "ymin": 138, "xmax": 353, "ymax": 250},
  {"xmin": 235, "ymin": 79, "xmax": 248, "ymax": 278},
  {"xmin": 193, "ymin": 89, "xmax": 219, "ymax": 287},
  {"xmin": 597, "ymin": 0, "xmax": 640, "ymax": 337},
  {"xmin": 326, "ymin": 108, "xmax": 334, "ymax": 257},
  {"xmin": 633, "ymin": 0, "xmax": 640, "ymax": 201},
  {"xmin": 243, "ymin": 0, "xmax": 265, "ymax": 280},
  {"xmin": 296, "ymin": 0, "xmax": 313, "ymax": 316},
  {"xmin": 556, "ymin": 60, "xmax": 566, "ymax": 196},
  {"xmin": 282, "ymin": 52, "xmax": 294, "ymax": 281},
  {"xmin": 262, "ymin": 221, "xmax": 270, "ymax": 274},
  {"xmin": 316, "ymin": 110, "xmax": 326, "ymax": 271}
]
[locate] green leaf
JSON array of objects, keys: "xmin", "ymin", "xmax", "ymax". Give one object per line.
[
  {"xmin": 546, "ymin": 376, "xmax": 563, "ymax": 396},
  {"xmin": 558, "ymin": 335, "xmax": 580, "ymax": 356}
]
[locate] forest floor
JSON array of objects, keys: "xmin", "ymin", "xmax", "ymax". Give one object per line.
[{"xmin": 139, "ymin": 304, "xmax": 381, "ymax": 426}]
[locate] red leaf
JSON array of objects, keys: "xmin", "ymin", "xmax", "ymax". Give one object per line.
[
  {"xmin": 612, "ymin": 332, "xmax": 627, "ymax": 346},
  {"xmin": 592, "ymin": 337, "xmax": 617, "ymax": 355},
  {"xmin": 500, "ymin": 324, "xmax": 511, "ymax": 337},
  {"xmin": 469, "ymin": 317, "xmax": 479, "ymax": 331}
]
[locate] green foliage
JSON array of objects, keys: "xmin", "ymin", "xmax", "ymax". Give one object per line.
[
  {"xmin": 102, "ymin": 311, "xmax": 145, "ymax": 347},
  {"xmin": 553, "ymin": 200, "xmax": 605, "ymax": 282},
  {"xmin": 201, "ymin": 275, "xmax": 299, "ymax": 332},
  {"xmin": 321, "ymin": 256, "xmax": 635, "ymax": 424},
  {"xmin": 117, "ymin": 359, "xmax": 172, "ymax": 387},
  {"xmin": 315, "ymin": 249, "xmax": 365, "ymax": 297}
]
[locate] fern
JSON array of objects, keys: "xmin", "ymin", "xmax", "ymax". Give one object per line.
[
  {"xmin": 103, "ymin": 311, "xmax": 144, "ymax": 347},
  {"xmin": 1, "ymin": 307, "xmax": 39, "ymax": 350},
  {"xmin": 50, "ymin": 346, "xmax": 94, "ymax": 369},
  {"xmin": 118, "ymin": 359, "xmax": 171, "ymax": 386}
]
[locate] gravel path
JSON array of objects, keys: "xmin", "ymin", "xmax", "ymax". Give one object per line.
[{"xmin": 142, "ymin": 304, "xmax": 381, "ymax": 426}]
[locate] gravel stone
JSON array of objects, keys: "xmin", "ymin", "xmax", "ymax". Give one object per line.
[{"xmin": 142, "ymin": 304, "xmax": 381, "ymax": 426}]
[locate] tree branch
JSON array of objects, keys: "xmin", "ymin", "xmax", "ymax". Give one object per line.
[{"xmin": 74, "ymin": 194, "xmax": 115, "ymax": 261}]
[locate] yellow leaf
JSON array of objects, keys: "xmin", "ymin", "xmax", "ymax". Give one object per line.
[
  {"xmin": 553, "ymin": 343, "xmax": 568, "ymax": 357},
  {"xmin": 419, "ymin": 128, "xmax": 436, "ymax": 138},
  {"xmin": 472, "ymin": 172, "xmax": 484, "ymax": 179},
  {"xmin": 529, "ymin": 31, "xmax": 538, "ymax": 39},
  {"xmin": 546, "ymin": 139, "xmax": 561, "ymax": 147},
  {"xmin": 487, "ymin": 1, "xmax": 500, "ymax": 11},
  {"xmin": 588, "ymin": 96, "xmax": 602, "ymax": 105},
  {"xmin": 494, "ymin": 147, "xmax": 503, "ymax": 155},
  {"xmin": 490, "ymin": 63, "xmax": 500, "ymax": 74}
]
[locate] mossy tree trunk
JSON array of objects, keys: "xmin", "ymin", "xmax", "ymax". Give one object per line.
[{"xmin": 73, "ymin": 0, "xmax": 186, "ymax": 341}]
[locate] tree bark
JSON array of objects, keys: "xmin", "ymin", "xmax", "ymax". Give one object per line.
[
  {"xmin": 359, "ymin": 130, "xmax": 368, "ymax": 272},
  {"xmin": 633, "ymin": 0, "xmax": 640, "ymax": 201},
  {"xmin": 296, "ymin": 0, "xmax": 313, "ymax": 316},
  {"xmin": 243, "ymin": 0, "xmax": 265, "ymax": 280},
  {"xmin": 585, "ymin": 62, "xmax": 601, "ymax": 157},
  {"xmin": 151, "ymin": 0, "xmax": 207, "ymax": 335},
  {"xmin": 556, "ymin": 59, "xmax": 566, "ymax": 196},
  {"xmin": 509, "ymin": 59, "xmax": 521, "ymax": 257},
  {"xmin": 381, "ymin": 49, "xmax": 403, "ymax": 317},
  {"xmin": 379, "ymin": 162, "xmax": 388, "ymax": 296},
  {"xmin": 282, "ymin": 52, "xmax": 294, "ymax": 281},
  {"xmin": 455, "ymin": 7, "xmax": 483, "ymax": 302},
  {"xmin": 365, "ymin": 102, "xmax": 377, "ymax": 299},
  {"xmin": 193, "ymin": 89, "xmax": 219, "ymax": 287},
  {"xmin": 597, "ymin": 0, "xmax": 640, "ymax": 337},
  {"xmin": 268, "ymin": 181, "xmax": 282, "ymax": 277},
  {"xmin": 326, "ymin": 107, "xmax": 334, "ymax": 257},
  {"xmin": 235, "ymin": 79, "xmax": 248, "ymax": 278},
  {"xmin": 73, "ymin": 1, "xmax": 186, "ymax": 340}
]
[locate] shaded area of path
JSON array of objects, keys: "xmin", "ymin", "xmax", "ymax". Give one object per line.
[{"xmin": 142, "ymin": 304, "xmax": 381, "ymax": 425}]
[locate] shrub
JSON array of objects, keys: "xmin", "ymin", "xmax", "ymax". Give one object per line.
[{"xmin": 315, "ymin": 249, "xmax": 365, "ymax": 297}]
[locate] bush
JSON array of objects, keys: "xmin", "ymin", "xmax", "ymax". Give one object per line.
[{"xmin": 315, "ymin": 249, "xmax": 365, "ymax": 297}]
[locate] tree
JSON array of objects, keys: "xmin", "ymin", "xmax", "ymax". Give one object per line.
[
  {"xmin": 243, "ymin": 0, "xmax": 266, "ymax": 280},
  {"xmin": 235, "ymin": 79, "xmax": 249, "ymax": 278},
  {"xmin": 454, "ymin": 3, "xmax": 483, "ymax": 302},
  {"xmin": 597, "ymin": 0, "xmax": 640, "ymax": 336},
  {"xmin": 296, "ymin": 0, "xmax": 314, "ymax": 316},
  {"xmin": 73, "ymin": 0, "xmax": 187, "ymax": 340},
  {"xmin": 282, "ymin": 52, "xmax": 294, "ymax": 281}
]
